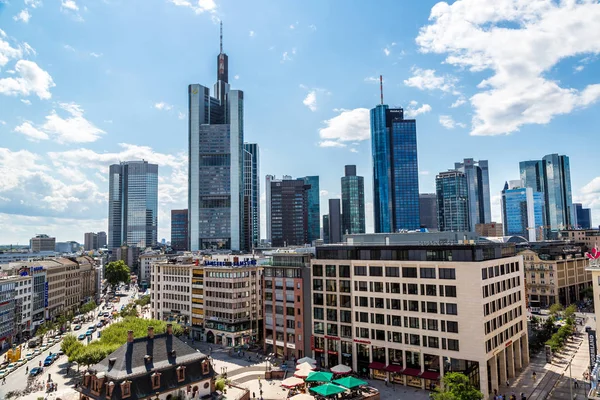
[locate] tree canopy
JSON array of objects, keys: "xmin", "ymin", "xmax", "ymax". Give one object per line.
[
  {"xmin": 105, "ymin": 260, "xmax": 131, "ymax": 289},
  {"xmin": 431, "ymin": 372, "xmax": 483, "ymax": 400},
  {"xmin": 81, "ymin": 300, "xmax": 97, "ymax": 314},
  {"xmin": 548, "ymin": 303, "xmax": 564, "ymax": 316},
  {"xmin": 134, "ymin": 295, "xmax": 151, "ymax": 307}
]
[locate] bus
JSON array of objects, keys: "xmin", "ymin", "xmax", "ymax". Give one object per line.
[{"xmin": 529, "ymin": 300, "xmax": 541, "ymax": 314}]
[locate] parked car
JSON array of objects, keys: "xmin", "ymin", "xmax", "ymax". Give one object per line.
[
  {"xmin": 43, "ymin": 356, "xmax": 54, "ymax": 366},
  {"xmin": 86, "ymin": 331, "xmax": 93, "ymax": 337},
  {"xmin": 25, "ymin": 352, "xmax": 35, "ymax": 360},
  {"xmin": 0, "ymin": 369, "xmax": 7, "ymax": 379},
  {"xmin": 74, "ymin": 324, "xmax": 82, "ymax": 331},
  {"xmin": 29, "ymin": 367, "xmax": 43, "ymax": 377},
  {"xmin": 96, "ymin": 322, "xmax": 103, "ymax": 328},
  {"xmin": 6, "ymin": 363, "xmax": 17, "ymax": 373},
  {"xmin": 78, "ymin": 334, "xmax": 86, "ymax": 340}
]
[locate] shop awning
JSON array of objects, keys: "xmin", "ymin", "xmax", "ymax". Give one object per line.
[
  {"xmin": 368, "ymin": 362, "xmax": 386, "ymax": 370},
  {"xmin": 420, "ymin": 371, "xmax": 440, "ymax": 380},
  {"xmin": 385, "ymin": 364, "xmax": 403, "ymax": 373},
  {"xmin": 402, "ymin": 368, "xmax": 421, "ymax": 377}
]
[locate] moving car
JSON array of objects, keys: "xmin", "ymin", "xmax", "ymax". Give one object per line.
[
  {"xmin": 78, "ymin": 334, "xmax": 86, "ymax": 340},
  {"xmin": 43, "ymin": 356, "xmax": 54, "ymax": 366},
  {"xmin": 25, "ymin": 352, "xmax": 34, "ymax": 360},
  {"xmin": 96, "ymin": 322, "xmax": 103, "ymax": 328},
  {"xmin": 6, "ymin": 363, "xmax": 17, "ymax": 373},
  {"xmin": 0, "ymin": 369, "xmax": 7, "ymax": 379},
  {"xmin": 74, "ymin": 324, "xmax": 82, "ymax": 331},
  {"xmin": 29, "ymin": 367, "xmax": 43, "ymax": 376}
]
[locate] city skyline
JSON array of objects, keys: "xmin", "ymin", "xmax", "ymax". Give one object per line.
[{"xmin": 1, "ymin": 1, "xmax": 600, "ymax": 244}]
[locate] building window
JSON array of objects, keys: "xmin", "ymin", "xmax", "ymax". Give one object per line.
[
  {"xmin": 313, "ymin": 265, "xmax": 323, "ymax": 276},
  {"xmin": 202, "ymin": 360, "xmax": 210, "ymax": 375},
  {"xmin": 121, "ymin": 381, "xmax": 131, "ymax": 398},
  {"xmin": 354, "ymin": 266, "xmax": 367, "ymax": 276},
  {"xmin": 444, "ymin": 286, "xmax": 457, "ymax": 297},
  {"xmin": 369, "ymin": 266, "xmax": 383, "ymax": 276},
  {"xmin": 439, "ymin": 268, "xmax": 456, "ymax": 280},
  {"xmin": 446, "ymin": 303, "xmax": 458, "ymax": 315},
  {"xmin": 447, "ymin": 321, "xmax": 459, "ymax": 333},
  {"xmin": 339, "ymin": 265, "xmax": 350, "ymax": 278},
  {"xmin": 448, "ymin": 339, "xmax": 460, "ymax": 351},
  {"xmin": 402, "ymin": 267, "xmax": 417, "ymax": 278},
  {"xmin": 420, "ymin": 268, "xmax": 436, "ymax": 279},
  {"xmin": 385, "ymin": 267, "xmax": 400, "ymax": 277},
  {"xmin": 326, "ymin": 265, "xmax": 337, "ymax": 277}
]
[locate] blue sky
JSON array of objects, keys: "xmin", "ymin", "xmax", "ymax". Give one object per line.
[{"xmin": 1, "ymin": 0, "xmax": 600, "ymax": 245}]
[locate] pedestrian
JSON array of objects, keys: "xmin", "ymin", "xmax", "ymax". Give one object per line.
[
  {"xmin": 521, "ymin": 392, "xmax": 526, "ymax": 400},
  {"xmin": 506, "ymin": 379, "xmax": 510, "ymax": 387},
  {"xmin": 384, "ymin": 377, "xmax": 388, "ymax": 386},
  {"xmin": 2, "ymin": 377, "xmax": 5, "ymax": 385},
  {"xmin": 26, "ymin": 366, "xmax": 29, "ymax": 374},
  {"xmin": 574, "ymin": 378, "xmax": 579, "ymax": 388}
]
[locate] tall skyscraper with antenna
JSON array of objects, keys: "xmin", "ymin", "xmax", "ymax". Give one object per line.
[
  {"xmin": 188, "ymin": 23, "xmax": 245, "ymax": 251},
  {"xmin": 370, "ymin": 76, "xmax": 420, "ymax": 232}
]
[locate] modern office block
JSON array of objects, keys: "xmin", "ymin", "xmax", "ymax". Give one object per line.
[
  {"xmin": 328, "ymin": 199, "xmax": 342, "ymax": 244},
  {"xmin": 268, "ymin": 177, "xmax": 310, "ymax": 247},
  {"xmin": 108, "ymin": 161, "xmax": 158, "ymax": 249},
  {"xmin": 371, "ymin": 105, "xmax": 420, "ymax": 232},
  {"xmin": 84, "ymin": 232, "xmax": 98, "ymax": 251},
  {"xmin": 171, "ymin": 209, "xmax": 189, "ymax": 251},
  {"xmin": 323, "ymin": 215, "xmax": 330, "ymax": 244},
  {"xmin": 436, "ymin": 170, "xmax": 469, "ymax": 232},
  {"xmin": 501, "ymin": 181, "xmax": 544, "ymax": 242},
  {"xmin": 243, "ymin": 143, "xmax": 260, "ymax": 249},
  {"xmin": 97, "ymin": 232, "xmax": 107, "ymax": 249},
  {"xmin": 454, "ymin": 159, "xmax": 491, "ymax": 231},
  {"xmin": 341, "ymin": 165, "xmax": 365, "ymax": 235},
  {"xmin": 419, "ymin": 193, "xmax": 438, "ymax": 231},
  {"xmin": 574, "ymin": 203, "xmax": 592, "ymax": 229},
  {"xmin": 301, "ymin": 176, "xmax": 321, "ymax": 244},
  {"xmin": 30, "ymin": 234, "xmax": 56, "ymax": 252}
]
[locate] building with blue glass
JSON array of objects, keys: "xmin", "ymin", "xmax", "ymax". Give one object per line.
[
  {"xmin": 170, "ymin": 209, "xmax": 188, "ymax": 251},
  {"xmin": 341, "ymin": 165, "xmax": 365, "ymax": 235},
  {"xmin": 243, "ymin": 143, "xmax": 260, "ymax": 250},
  {"xmin": 436, "ymin": 170, "xmax": 469, "ymax": 232},
  {"xmin": 108, "ymin": 160, "xmax": 158, "ymax": 250},
  {"xmin": 300, "ymin": 176, "xmax": 320, "ymax": 244},
  {"xmin": 501, "ymin": 181, "xmax": 544, "ymax": 242},
  {"xmin": 574, "ymin": 203, "xmax": 592, "ymax": 229},
  {"xmin": 370, "ymin": 105, "xmax": 420, "ymax": 233},
  {"xmin": 454, "ymin": 159, "xmax": 491, "ymax": 232}
]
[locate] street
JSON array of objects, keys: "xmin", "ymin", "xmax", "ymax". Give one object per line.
[{"xmin": 0, "ymin": 285, "xmax": 139, "ymax": 399}]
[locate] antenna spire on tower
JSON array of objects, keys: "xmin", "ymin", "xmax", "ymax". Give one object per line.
[
  {"xmin": 220, "ymin": 21, "xmax": 223, "ymax": 53},
  {"xmin": 380, "ymin": 75, "xmax": 383, "ymax": 105}
]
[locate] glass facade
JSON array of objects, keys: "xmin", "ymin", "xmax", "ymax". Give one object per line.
[
  {"xmin": 341, "ymin": 165, "xmax": 365, "ymax": 235},
  {"xmin": 108, "ymin": 161, "xmax": 158, "ymax": 249},
  {"xmin": 419, "ymin": 193, "xmax": 438, "ymax": 231},
  {"xmin": 436, "ymin": 170, "xmax": 469, "ymax": 232},
  {"xmin": 370, "ymin": 105, "xmax": 420, "ymax": 233},
  {"xmin": 244, "ymin": 143, "xmax": 260, "ymax": 249},
  {"xmin": 575, "ymin": 203, "xmax": 592, "ymax": 229},
  {"xmin": 269, "ymin": 178, "xmax": 310, "ymax": 247},
  {"xmin": 454, "ymin": 159, "xmax": 491, "ymax": 231},
  {"xmin": 542, "ymin": 154, "xmax": 574, "ymax": 236},
  {"xmin": 171, "ymin": 209, "xmax": 188, "ymax": 251},
  {"xmin": 328, "ymin": 199, "xmax": 342, "ymax": 243},
  {"xmin": 501, "ymin": 186, "xmax": 543, "ymax": 241},
  {"xmin": 301, "ymin": 176, "xmax": 321, "ymax": 244}
]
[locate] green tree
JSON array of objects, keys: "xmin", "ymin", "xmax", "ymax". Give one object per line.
[
  {"xmin": 81, "ymin": 300, "xmax": 97, "ymax": 315},
  {"xmin": 581, "ymin": 286, "xmax": 594, "ymax": 299},
  {"xmin": 134, "ymin": 295, "xmax": 150, "ymax": 307},
  {"xmin": 431, "ymin": 372, "xmax": 483, "ymax": 400},
  {"xmin": 548, "ymin": 303, "xmax": 563, "ymax": 317},
  {"xmin": 105, "ymin": 260, "xmax": 131, "ymax": 292},
  {"xmin": 563, "ymin": 304, "xmax": 577, "ymax": 320},
  {"xmin": 119, "ymin": 304, "xmax": 139, "ymax": 318}
]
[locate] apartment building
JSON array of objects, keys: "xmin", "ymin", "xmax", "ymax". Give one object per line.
[
  {"xmin": 150, "ymin": 257, "xmax": 193, "ymax": 326},
  {"xmin": 263, "ymin": 253, "xmax": 312, "ymax": 360},
  {"xmin": 13, "ymin": 274, "xmax": 32, "ymax": 341},
  {"xmin": 203, "ymin": 256, "xmax": 262, "ymax": 347},
  {"xmin": 519, "ymin": 242, "xmax": 591, "ymax": 307},
  {"xmin": 78, "ymin": 256, "xmax": 97, "ymax": 304},
  {"xmin": 311, "ymin": 237, "xmax": 528, "ymax": 396},
  {"xmin": 139, "ymin": 251, "xmax": 167, "ymax": 286},
  {"xmin": 0, "ymin": 279, "xmax": 16, "ymax": 348}
]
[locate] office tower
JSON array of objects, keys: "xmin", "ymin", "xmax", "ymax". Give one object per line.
[
  {"xmin": 519, "ymin": 160, "xmax": 545, "ymax": 193},
  {"xmin": 243, "ymin": 143, "xmax": 260, "ymax": 249},
  {"xmin": 574, "ymin": 203, "xmax": 592, "ymax": 229},
  {"xmin": 436, "ymin": 170, "xmax": 469, "ymax": 232},
  {"xmin": 501, "ymin": 181, "xmax": 544, "ymax": 242},
  {"xmin": 267, "ymin": 177, "xmax": 310, "ymax": 247},
  {"xmin": 171, "ymin": 209, "xmax": 189, "ymax": 251},
  {"xmin": 454, "ymin": 159, "xmax": 491, "ymax": 231},
  {"xmin": 265, "ymin": 175, "xmax": 275, "ymax": 243},
  {"xmin": 97, "ymin": 231, "xmax": 107, "ymax": 249},
  {"xmin": 341, "ymin": 165, "xmax": 365, "ymax": 235},
  {"xmin": 29, "ymin": 234, "xmax": 56, "ymax": 252},
  {"xmin": 322, "ymin": 215, "xmax": 330, "ymax": 244},
  {"xmin": 370, "ymin": 104, "xmax": 420, "ymax": 233},
  {"xmin": 418, "ymin": 193, "xmax": 438, "ymax": 231},
  {"xmin": 108, "ymin": 161, "xmax": 159, "ymax": 249},
  {"xmin": 301, "ymin": 176, "xmax": 320, "ymax": 244},
  {"xmin": 188, "ymin": 24, "xmax": 245, "ymax": 251},
  {"xmin": 84, "ymin": 232, "xmax": 98, "ymax": 251},
  {"xmin": 475, "ymin": 223, "xmax": 504, "ymax": 237},
  {"xmin": 328, "ymin": 199, "xmax": 342, "ymax": 243}
]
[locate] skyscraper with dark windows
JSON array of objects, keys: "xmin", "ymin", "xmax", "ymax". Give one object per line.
[
  {"xmin": 267, "ymin": 177, "xmax": 310, "ymax": 247},
  {"xmin": 188, "ymin": 23, "xmax": 245, "ymax": 251},
  {"xmin": 419, "ymin": 193, "xmax": 438, "ymax": 231},
  {"xmin": 341, "ymin": 165, "xmax": 365, "ymax": 235},
  {"xmin": 300, "ymin": 176, "xmax": 320, "ymax": 244},
  {"xmin": 574, "ymin": 203, "xmax": 592, "ymax": 229},
  {"xmin": 435, "ymin": 170, "xmax": 469, "ymax": 232},
  {"xmin": 370, "ymin": 105, "xmax": 420, "ymax": 233},
  {"xmin": 243, "ymin": 143, "xmax": 260, "ymax": 250},
  {"xmin": 454, "ymin": 159, "xmax": 491, "ymax": 231},
  {"xmin": 322, "ymin": 215, "xmax": 330, "ymax": 244},
  {"xmin": 501, "ymin": 181, "xmax": 543, "ymax": 242},
  {"xmin": 171, "ymin": 209, "xmax": 189, "ymax": 251},
  {"xmin": 327, "ymin": 198, "xmax": 342, "ymax": 244},
  {"xmin": 108, "ymin": 160, "xmax": 158, "ymax": 250},
  {"xmin": 519, "ymin": 160, "xmax": 545, "ymax": 193}
]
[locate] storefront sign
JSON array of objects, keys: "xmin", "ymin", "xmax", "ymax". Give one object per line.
[
  {"xmin": 327, "ymin": 351, "xmax": 338, "ymax": 355},
  {"xmin": 505, "ymin": 340, "xmax": 512, "ymax": 347},
  {"xmin": 265, "ymin": 339, "xmax": 273, "ymax": 345},
  {"xmin": 325, "ymin": 335, "xmax": 340, "ymax": 341},
  {"xmin": 353, "ymin": 339, "xmax": 371, "ymax": 344},
  {"xmin": 314, "ymin": 348, "xmax": 324, "ymax": 353},
  {"xmin": 589, "ymin": 330, "xmax": 597, "ymax": 370}
]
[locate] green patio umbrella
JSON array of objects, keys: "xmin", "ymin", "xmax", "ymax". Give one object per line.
[
  {"xmin": 309, "ymin": 383, "xmax": 347, "ymax": 397},
  {"xmin": 305, "ymin": 371, "xmax": 334, "ymax": 383},
  {"xmin": 333, "ymin": 376, "xmax": 368, "ymax": 389}
]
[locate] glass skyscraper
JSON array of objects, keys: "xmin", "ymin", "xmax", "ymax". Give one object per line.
[
  {"xmin": 454, "ymin": 159, "xmax": 491, "ymax": 231},
  {"xmin": 267, "ymin": 177, "xmax": 310, "ymax": 247},
  {"xmin": 171, "ymin": 209, "xmax": 188, "ymax": 251},
  {"xmin": 574, "ymin": 203, "xmax": 592, "ymax": 229},
  {"xmin": 341, "ymin": 165, "xmax": 365, "ymax": 235},
  {"xmin": 501, "ymin": 181, "xmax": 543, "ymax": 242},
  {"xmin": 188, "ymin": 26, "xmax": 245, "ymax": 251},
  {"xmin": 300, "ymin": 176, "xmax": 320, "ymax": 244},
  {"xmin": 108, "ymin": 160, "xmax": 158, "ymax": 249},
  {"xmin": 244, "ymin": 143, "xmax": 260, "ymax": 250},
  {"xmin": 370, "ymin": 105, "xmax": 420, "ymax": 232},
  {"xmin": 436, "ymin": 170, "xmax": 469, "ymax": 232},
  {"xmin": 419, "ymin": 193, "xmax": 438, "ymax": 231}
]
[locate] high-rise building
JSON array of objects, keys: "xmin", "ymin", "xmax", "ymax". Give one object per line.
[
  {"xmin": 188, "ymin": 24, "xmax": 244, "ymax": 251},
  {"xmin": 171, "ymin": 209, "xmax": 189, "ymax": 251},
  {"xmin": 520, "ymin": 154, "xmax": 574, "ymax": 238},
  {"xmin": 419, "ymin": 193, "xmax": 438, "ymax": 231},
  {"xmin": 574, "ymin": 203, "xmax": 592, "ymax": 229},
  {"xmin": 501, "ymin": 181, "xmax": 544, "ymax": 242},
  {"xmin": 108, "ymin": 161, "xmax": 158, "ymax": 250},
  {"xmin": 328, "ymin": 199, "xmax": 342, "ymax": 244},
  {"xmin": 322, "ymin": 215, "xmax": 330, "ymax": 244},
  {"xmin": 267, "ymin": 176, "xmax": 310, "ymax": 247},
  {"xmin": 97, "ymin": 232, "xmax": 107, "ymax": 249},
  {"xmin": 243, "ymin": 143, "xmax": 260, "ymax": 250},
  {"xmin": 454, "ymin": 159, "xmax": 491, "ymax": 231},
  {"xmin": 84, "ymin": 232, "xmax": 98, "ymax": 251},
  {"xmin": 301, "ymin": 176, "xmax": 320, "ymax": 244},
  {"xmin": 341, "ymin": 165, "xmax": 365, "ymax": 235},
  {"xmin": 436, "ymin": 170, "xmax": 469, "ymax": 232},
  {"xmin": 370, "ymin": 105, "xmax": 420, "ymax": 233},
  {"xmin": 29, "ymin": 234, "xmax": 56, "ymax": 252},
  {"xmin": 265, "ymin": 174, "xmax": 275, "ymax": 243}
]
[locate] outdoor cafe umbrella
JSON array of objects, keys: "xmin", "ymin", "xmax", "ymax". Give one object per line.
[
  {"xmin": 297, "ymin": 356, "xmax": 317, "ymax": 365},
  {"xmin": 330, "ymin": 364, "xmax": 352, "ymax": 375},
  {"xmin": 305, "ymin": 371, "xmax": 334, "ymax": 383},
  {"xmin": 309, "ymin": 383, "xmax": 346, "ymax": 397},
  {"xmin": 296, "ymin": 361, "xmax": 316, "ymax": 370},
  {"xmin": 332, "ymin": 376, "xmax": 368, "ymax": 389},
  {"xmin": 281, "ymin": 376, "xmax": 305, "ymax": 388},
  {"xmin": 289, "ymin": 394, "xmax": 315, "ymax": 400},
  {"xmin": 294, "ymin": 367, "xmax": 313, "ymax": 379}
]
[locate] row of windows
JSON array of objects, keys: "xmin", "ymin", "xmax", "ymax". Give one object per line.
[
  {"xmin": 485, "ymin": 321, "xmax": 524, "ymax": 353},
  {"xmin": 481, "ymin": 262, "xmax": 519, "ymax": 280},
  {"xmin": 483, "ymin": 292, "xmax": 521, "ymax": 316},
  {"xmin": 482, "ymin": 277, "xmax": 520, "ymax": 298},
  {"xmin": 484, "ymin": 306, "xmax": 523, "ymax": 335},
  {"xmin": 351, "ymin": 327, "xmax": 460, "ymax": 351}
]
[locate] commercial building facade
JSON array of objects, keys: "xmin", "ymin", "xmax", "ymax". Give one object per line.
[
  {"xmin": 30, "ymin": 234, "xmax": 56, "ymax": 252},
  {"xmin": 170, "ymin": 209, "xmax": 189, "ymax": 252},
  {"xmin": 328, "ymin": 199, "xmax": 342, "ymax": 244},
  {"xmin": 311, "ymin": 240, "xmax": 528, "ymax": 395},
  {"xmin": 419, "ymin": 194, "xmax": 438, "ymax": 231},
  {"xmin": 150, "ymin": 258, "xmax": 193, "ymax": 327},
  {"xmin": 341, "ymin": 165, "xmax": 366, "ymax": 235},
  {"xmin": 454, "ymin": 159, "xmax": 491, "ymax": 232},
  {"xmin": 574, "ymin": 203, "xmax": 592, "ymax": 229},
  {"xmin": 268, "ymin": 177, "xmax": 310, "ymax": 247},
  {"xmin": 436, "ymin": 170, "xmax": 469, "ymax": 232},
  {"xmin": 84, "ymin": 232, "xmax": 99, "ymax": 251},
  {"xmin": 371, "ymin": 105, "xmax": 420, "ymax": 233},
  {"xmin": 501, "ymin": 181, "xmax": 544, "ymax": 242},
  {"xmin": 302, "ymin": 176, "xmax": 321, "ymax": 245},
  {"xmin": 475, "ymin": 223, "xmax": 504, "ymax": 238},
  {"xmin": 244, "ymin": 143, "xmax": 260, "ymax": 250}
]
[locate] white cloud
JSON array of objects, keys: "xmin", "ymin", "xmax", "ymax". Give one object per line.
[
  {"xmin": 419, "ymin": 171, "xmax": 430, "ymax": 175},
  {"xmin": 0, "ymin": 37, "xmax": 24, "ymax": 67},
  {"xmin": 308, "ymin": 24, "xmax": 317, "ymax": 31},
  {"xmin": 154, "ymin": 102, "xmax": 173, "ymax": 111},
  {"xmin": 364, "ymin": 76, "xmax": 382, "ymax": 84},
  {"xmin": 14, "ymin": 121, "xmax": 48, "ymax": 141},
  {"xmin": 404, "ymin": 67, "xmax": 459, "ymax": 95},
  {"xmin": 350, "ymin": 148, "xmax": 358, "ymax": 153},
  {"xmin": 61, "ymin": 0, "xmax": 78, "ymax": 11},
  {"xmin": 63, "ymin": 44, "xmax": 76, "ymax": 52},
  {"xmin": 319, "ymin": 190, "xmax": 329, "ymax": 197},
  {"xmin": 41, "ymin": 102, "xmax": 105, "ymax": 143},
  {"xmin": 574, "ymin": 65, "xmax": 585, "ymax": 73},
  {"xmin": 404, "ymin": 102, "xmax": 432, "ymax": 118},
  {"xmin": 89, "ymin": 52, "xmax": 103, "ymax": 58},
  {"xmin": 318, "ymin": 108, "xmax": 370, "ymax": 147},
  {"xmin": 303, "ymin": 90, "xmax": 317, "ymax": 112},
  {"xmin": 234, "ymin": 74, "xmax": 239, "ymax": 80},
  {"xmin": 281, "ymin": 51, "xmax": 293, "ymax": 63},
  {"xmin": 439, "ymin": 115, "xmax": 466, "ymax": 129},
  {"xmin": 167, "ymin": 0, "xmax": 216, "ymax": 14},
  {"xmin": 22, "ymin": 43, "xmax": 35, "ymax": 56},
  {"xmin": 13, "ymin": 9, "xmax": 31, "ymax": 23},
  {"xmin": 178, "ymin": 111, "xmax": 185, "ymax": 120},
  {"xmin": 416, "ymin": 0, "xmax": 600, "ymax": 136},
  {"xmin": 451, "ymin": 98, "xmax": 466, "ymax": 108},
  {"xmin": 249, "ymin": 30, "xmax": 255, "ymax": 37},
  {"xmin": 0, "ymin": 60, "xmax": 55, "ymax": 100},
  {"xmin": 20, "ymin": 99, "xmax": 31, "ymax": 105},
  {"xmin": 383, "ymin": 48, "xmax": 391, "ymax": 56},
  {"xmin": 24, "ymin": 0, "xmax": 42, "ymax": 8},
  {"xmin": 289, "ymin": 22, "xmax": 298, "ymax": 29},
  {"xmin": 0, "ymin": 120, "xmax": 6, "ymax": 125}
]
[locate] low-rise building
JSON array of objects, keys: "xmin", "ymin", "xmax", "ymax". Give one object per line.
[
  {"xmin": 311, "ymin": 236, "xmax": 529, "ymax": 396},
  {"xmin": 12, "ymin": 274, "xmax": 32, "ymax": 341},
  {"xmin": 78, "ymin": 256, "xmax": 97, "ymax": 304},
  {"xmin": 75, "ymin": 324, "xmax": 215, "ymax": 400},
  {"xmin": 150, "ymin": 257, "xmax": 193, "ymax": 327},
  {"xmin": 139, "ymin": 251, "xmax": 167, "ymax": 286},
  {"xmin": 560, "ymin": 229, "xmax": 600, "ymax": 249}
]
